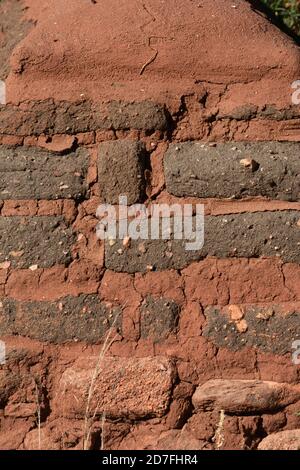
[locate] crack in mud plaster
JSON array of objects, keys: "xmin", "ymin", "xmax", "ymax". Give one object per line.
[{"xmin": 139, "ymin": 2, "xmax": 173, "ymax": 75}]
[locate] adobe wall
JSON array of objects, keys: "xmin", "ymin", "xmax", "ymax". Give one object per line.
[{"xmin": 0, "ymin": 0, "xmax": 299, "ymax": 450}]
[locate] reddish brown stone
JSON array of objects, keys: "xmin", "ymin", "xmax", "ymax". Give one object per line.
[
  {"xmin": 4, "ymin": 402, "xmax": 37, "ymax": 418},
  {"xmin": 53, "ymin": 356, "xmax": 175, "ymax": 419},
  {"xmin": 185, "ymin": 412, "xmax": 217, "ymax": 442},
  {"xmin": 258, "ymin": 430, "xmax": 300, "ymax": 450},
  {"xmin": 0, "ymin": 421, "xmax": 33, "ymax": 450},
  {"xmin": 284, "ymin": 402, "xmax": 300, "ymax": 430},
  {"xmin": 117, "ymin": 424, "xmax": 209, "ymax": 450},
  {"xmin": 192, "ymin": 379, "xmax": 300, "ymax": 414},
  {"xmin": 166, "ymin": 399, "xmax": 191, "ymax": 429},
  {"xmin": 262, "ymin": 412, "xmax": 287, "ymax": 434}
]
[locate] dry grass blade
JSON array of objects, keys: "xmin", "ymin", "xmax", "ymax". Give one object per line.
[
  {"xmin": 83, "ymin": 309, "xmax": 122, "ymax": 450},
  {"xmin": 213, "ymin": 409, "xmax": 226, "ymax": 450}
]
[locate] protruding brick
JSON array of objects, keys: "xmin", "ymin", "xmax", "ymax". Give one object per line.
[
  {"xmin": 0, "ymin": 216, "xmax": 74, "ymax": 268},
  {"xmin": 98, "ymin": 140, "xmax": 147, "ymax": 204},
  {"xmin": 0, "ymin": 146, "xmax": 88, "ymax": 200},
  {"xmin": 164, "ymin": 142, "xmax": 300, "ymax": 201},
  {"xmin": 53, "ymin": 356, "xmax": 175, "ymax": 419},
  {"xmin": 192, "ymin": 379, "xmax": 300, "ymax": 414}
]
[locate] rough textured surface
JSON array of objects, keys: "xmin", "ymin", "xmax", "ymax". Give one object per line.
[
  {"xmin": 258, "ymin": 430, "xmax": 300, "ymax": 450},
  {"xmin": 192, "ymin": 379, "xmax": 300, "ymax": 414},
  {"xmin": 0, "ymin": 100, "xmax": 168, "ymax": 136},
  {"xmin": 0, "ymin": 0, "xmax": 32, "ymax": 80},
  {"xmin": 0, "ymin": 216, "xmax": 74, "ymax": 268},
  {"xmin": 140, "ymin": 296, "xmax": 179, "ymax": 341},
  {"xmin": 165, "ymin": 142, "xmax": 300, "ymax": 201},
  {"xmin": 0, "ymin": 146, "xmax": 88, "ymax": 200},
  {"xmin": 203, "ymin": 305, "xmax": 300, "ymax": 354},
  {"xmin": 0, "ymin": 370, "xmax": 21, "ymax": 408},
  {"xmin": 0, "ymin": 296, "xmax": 120, "ymax": 343},
  {"xmin": 105, "ymin": 211, "xmax": 300, "ymax": 272},
  {"xmin": 53, "ymin": 357, "xmax": 175, "ymax": 419},
  {"xmin": 107, "ymin": 101, "xmax": 169, "ymax": 131},
  {"xmin": 98, "ymin": 141, "xmax": 147, "ymax": 204},
  {"xmin": 6, "ymin": 0, "xmax": 300, "ymax": 109},
  {"xmin": 1, "ymin": 0, "xmax": 300, "ymax": 452}
]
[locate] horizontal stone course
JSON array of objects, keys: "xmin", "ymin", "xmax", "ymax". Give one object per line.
[
  {"xmin": 53, "ymin": 356, "xmax": 175, "ymax": 419},
  {"xmin": 105, "ymin": 211, "xmax": 300, "ymax": 272},
  {"xmin": 0, "ymin": 216, "xmax": 74, "ymax": 268},
  {"xmin": 164, "ymin": 142, "xmax": 300, "ymax": 201},
  {"xmin": 0, "ymin": 146, "xmax": 88, "ymax": 200},
  {"xmin": 203, "ymin": 304, "xmax": 300, "ymax": 354},
  {"xmin": 0, "ymin": 295, "xmax": 120, "ymax": 343},
  {"xmin": 219, "ymin": 105, "xmax": 300, "ymax": 121},
  {"xmin": 0, "ymin": 100, "xmax": 168, "ymax": 136}
]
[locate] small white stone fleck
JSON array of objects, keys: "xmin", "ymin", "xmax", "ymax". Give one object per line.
[{"xmin": 29, "ymin": 265, "xmax": 38, "ymax": 271}]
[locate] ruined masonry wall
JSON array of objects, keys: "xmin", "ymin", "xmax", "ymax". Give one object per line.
[
  {"xmin": 0, "ymin": 0, "xmax": 300, "ymax": 451},
  {"xmin": 0, "ymin": 98, "xmax": 299, "ymax": 450}
]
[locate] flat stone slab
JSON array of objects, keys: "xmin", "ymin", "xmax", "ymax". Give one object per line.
[
  {"xmin": 0, "ymin": 146, "xmax": 88, "ymax": 200},
  {"xmin": 0, "ymin": 216, "xmax": 74, "ymax": 268},
  {"xmin": 164, "ymin": 142, "xmax": 300, "ymax": 201},
  {"xmin": 192, "ymin": 379, "xmax": 300, "ymax": 414},
  {"xmin": 105, "ymin": 211, "xmax": 300, "ymax": 272},
  {"xmin": 53, "ymin": 356, "xmax": 175, "ymax": 419}
]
